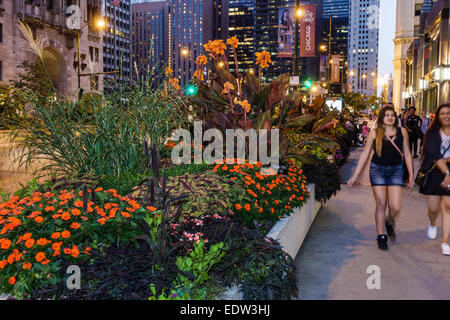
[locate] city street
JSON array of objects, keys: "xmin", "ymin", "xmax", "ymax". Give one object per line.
[{"xmin": 295, "ymin": 147, "xmax": 450, "ymax": 299}]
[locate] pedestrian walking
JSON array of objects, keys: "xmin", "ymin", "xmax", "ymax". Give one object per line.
[
  {"xmin": 419, "ymin": 111, "xmax": 430, "ymax": 150},
  {"xmin": 418, "ymin": 102, "xmax": 450, "ymax": 256},
  {"xmin": 405, "ymin": 107, "xmax": 423, "ymax": 159},
  {"xmin": 348, "ymin": 106, "xmax": 414, "ymax": 250},
  {"xmin": 361, "ymin": 121, "xmax": 370, "ymax": 145}
]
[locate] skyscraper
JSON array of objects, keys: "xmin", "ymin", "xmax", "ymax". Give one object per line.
[
  {"xmin": 167, "ymin": 0, "xmax": 228, "ymax": 87},
  {"xmin": 228, "ymin": 0, "xmax": 256, "ymax": 73},
  {"xmin": 103, "ymin": 0, "xmax": 132, "ymax": 90},
  {"xmin": 131, "ymin": 1, "xmax": 168, "ymax": 86},
  {"xmin": 348, "ymin": 0, "xmax": 380, "ymax": 96}
]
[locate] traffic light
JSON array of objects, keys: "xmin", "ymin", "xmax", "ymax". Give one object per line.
[
  {"xmin": 304, "ymin": 80, "xmax": 313, "ymax": 88},
  {"xmin": 371, "ymin": 105, "xmax": 375, "ymax": 109},
  {"xmin": 185, "ymin": 84, "xmax": 198, "ymax": 96}
]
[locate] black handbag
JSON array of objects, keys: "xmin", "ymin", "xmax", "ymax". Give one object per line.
[{"xmin": 415, "ymin": 162, "xmax": 437, "ymax": 190}]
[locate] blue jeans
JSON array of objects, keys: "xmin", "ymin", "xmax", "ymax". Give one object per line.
[{"xmin": 369, "ymin": 163, "xmax": 404, "ymax": 186}]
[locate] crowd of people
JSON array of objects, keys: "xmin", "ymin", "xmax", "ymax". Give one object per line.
[{"xmin": 347, "ymin": 102, "xmax": 450, "ymax": 256}]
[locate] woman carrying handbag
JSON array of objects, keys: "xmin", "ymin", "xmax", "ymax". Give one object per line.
[
  {"xmin": 419, "ymin": 103, "xmax": 450, "ymax": 256},
  {"xmin": 348, "ymin": 106, "xmax": 414, "ymax": 251}
]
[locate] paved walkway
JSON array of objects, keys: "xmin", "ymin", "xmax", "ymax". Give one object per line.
[{"xmin": 295, "ymin": 147, "xmax": 450, "ymax": 300}]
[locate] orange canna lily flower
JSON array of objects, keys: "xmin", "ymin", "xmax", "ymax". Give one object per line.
[
  {"xmin": 8, "ymin": 276, "xmax": 16, "ymax": 285},
  {"xmin": 226, "ymin": 36, "xmax": 239, "ymax": 49}
]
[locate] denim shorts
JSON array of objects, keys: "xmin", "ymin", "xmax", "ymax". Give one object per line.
[{"xmin": 369, "ymin": 163, "xmax": 404, "ymax": 186}]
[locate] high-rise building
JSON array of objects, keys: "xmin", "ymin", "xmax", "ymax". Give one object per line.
[
  {"xmin": 228, "ymin": 0, "xmax": 255, "ymax": 73},
  {"xmin": 321, "ymin": 0, "xmax": 349, "ymax": 94},
  {"xmin": 131, "ymin": 1, "xmax": 167, "ymax": 86},
  {"xmin": 323, "ymin": 0, "xmax": 349, "ymax": 17},
  {"xmin": 253, "ymin": 0, "xmax": 323, "ymax": 83},
  {"xmin": 103, "ymin": 0, "xmax": 132, "ymax": 90},
  {"xmin": 167, "ymin": 0, "xmax": 228, "ymax": 87},
  {"xmin": 348, "ymin": 0, "xmax": 380, "ymax": 96},
  {"xmin": 0, "ymin": 0, "xmax": 104, "ymax": 98}
]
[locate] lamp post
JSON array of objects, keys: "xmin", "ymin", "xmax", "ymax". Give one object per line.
[{"xmin": 293, "ymin": 1, "xmax": 303, "ymax": 76}]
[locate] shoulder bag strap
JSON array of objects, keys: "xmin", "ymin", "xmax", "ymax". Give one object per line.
[{"xmin": 385, "ymin": 134, "xmax": 404, "ymax": 161}]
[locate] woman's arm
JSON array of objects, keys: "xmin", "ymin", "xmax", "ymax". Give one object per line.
[
  {"xmin": 348, "ymin": 130, "xmax": 375, "ymax": 186},
  {"xmin": 401, "ymin": 127, "xmax": 414, "ymax": 190},
  {"xmin": 437, "ymin": 158, "xmax": 450, "ymax": 190}
]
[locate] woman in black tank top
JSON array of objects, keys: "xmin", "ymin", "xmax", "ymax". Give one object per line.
[{"xmin": 347, "ymin": 107, "xmax": 414, "ymax": 251}]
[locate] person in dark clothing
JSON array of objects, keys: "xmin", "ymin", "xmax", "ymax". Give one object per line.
[
  {"xmin": 405, "ymin": 107, "xmax": 423, "ymax": 158},
  {"xmin": 419, "ymin": 102, "xmax": 450, "ymax": 256},
  {"xmin": 348, "ymin": 107, "xmax": 414, "ymax": 251}
]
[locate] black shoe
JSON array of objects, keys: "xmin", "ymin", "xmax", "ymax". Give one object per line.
[
  {"xmin": 385, "ymin": 219, "xmax": 396, "ymax": 242},
  {"xmin": 377, "ymin": 234, "xmax": 389, "ymax": 250}
]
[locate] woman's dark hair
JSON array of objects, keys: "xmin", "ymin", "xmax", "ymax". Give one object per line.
[
  {"xmin": 422, "ymin": 102, "xmax": 450, "ymax": 161},
  {"xmin": 375, "ymin": 106, "xmax": 399, "ymax": 157}
]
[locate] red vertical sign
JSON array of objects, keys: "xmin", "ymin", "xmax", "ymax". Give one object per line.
[{"xmin": 300, "ymin": 4, "xmax": 317, "ymax": 57}]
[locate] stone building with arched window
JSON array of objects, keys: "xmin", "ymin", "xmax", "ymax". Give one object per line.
[{"xmin": 0, "ymin": 0, "xmax": 104, "ymax": 99}]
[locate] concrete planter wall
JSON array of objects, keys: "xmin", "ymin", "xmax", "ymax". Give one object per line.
[
  {"xmin": 219, "ymin": 184, "xmax": 321, "ymax": 299},
  {"xmin": 266, "ymin": 184, "xmax": 321, "ymax": 259}
]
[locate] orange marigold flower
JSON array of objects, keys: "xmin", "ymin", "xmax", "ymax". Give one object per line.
[
  {"xmin": 53, "ymin": 250, "xmax": 61, "ymax": 257},
  {"xmin": 71, "ymin": 208, "xmax": 81, "ymax": 216},
  {"xmin": 97, "ymin": 218, "xmax": 106, "ymax": 225},
  {"xmin": 35, "ymin": 252, "xmax": 46, "ymax": 262},
  {"xmin": 51, "ymin": 232, "xmax": 61, "ymax": 239},
  {"xmin": 8, "ymin": 276, "xmax": 16, "ymax": 285},
  {"xmin": 244, "ymin": 204, "xmax": 251, "ymax": 211},
  {"xmin": 63, "ymin": 248, "xmax": 72, "ymax": 255},
  {"xmin": 121, "ymin": 211, "xmax": 131, "ymax": 218},
  {"xmin": 73, "ymin": 201, "xmax": 83, "ymax": 208},
  {"xmin": 94, "ymin": 187, "xmax": 103, "ymax": 192},
  {"xmin": 22, "ymin": 262, "xmax": 32, "ymax": 270},
  {"xmin": 71, "ymin": 245, "xmax": 80, "ymax": 258},
  {"xmin": 235, "ymin": 204, "xmax": 242, "ymax": 210},
  {"xmin": 41, "ymin": 259, "xmax": 49, "ymax": 265},
  {"xmin": 34, "ymin": 216, "xmax": 44, "ymax": 223},
  {"xmin": 52, "ymin": 242, "xmax": 62, "ymax": 251},
  {"xmin": 44, "ymin": 206, "xmax": 55, "ymax": 212},
  {"xmin": 25, "ymin": 238, "xmax": 35, "ymax": 248},
  {"xmin": 146, "ymin": 206, "xmax": 157, "ymax": 212},
  {"xmin": 61, "ymin": 212, "xmax": 71, "ymax": 221},
  {"xmin": 61, "ymin": 230, "xmax": 71, "ymax": 239},
  {"xmin": 36, "ymin": 238, "xmax": 49, "ymax": 246},
  {"xmin": 70, "ymin": 222, "xmax": 81, "ymax": 229},
  {"xmin": 23, "ymin": 233, "xmax": 32, "ymax": 241},
  {"xmin": 0, "ymin": 260, "xmax": 7, "ymax": 269},
  {"xmin": 0, "ymin": 239, "xmax": 12, "ymax": 249}
]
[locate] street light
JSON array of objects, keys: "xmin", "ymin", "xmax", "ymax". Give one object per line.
[
  {"xmin": 217, "ymin": 61, "xmax": 225, "ymax": 69},
  {"xmin": 349, "ymin": 70, "xmax": 355, "ymax": 77},
  {"xmin": 296, "ymin": 9, "xmax": 303, "ymax": 17},
  {"xmin": 320, "ymin": 44, "xmax": 327, "ymax": 52},
  {"xmin": 181, "ymin": 48, "xmax": 189, "ymax": 56}
]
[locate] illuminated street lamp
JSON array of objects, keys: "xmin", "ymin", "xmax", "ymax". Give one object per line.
[
  {"xmin": 296, "ymin": 8, "xmax": 303, "ymax": 17},
  {"xmin": 217, "ymin": 61, "xmax": 225, "ymax": 69},
  {"xmin": 362, "ymin": 74, "xmax": 367, "ymax": 79},
  {"xmin": 320, "ymin": 44, "xmax": 327, "ymax": 52},
  {"xmin": 181, "ymin": 48, "xmax": 189, "ymax": 56},
  {"xmin": 349, "ymin": 70, "xmax": 355, "ymax": 77}
]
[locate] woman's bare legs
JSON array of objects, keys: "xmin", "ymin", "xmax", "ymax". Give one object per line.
[
  {"xmin": 428, "ymin": 195, "xmax": 441, "ymax": 227},
  {"xmin": 372, "ymin": 186, "xmax": 388, "ymax": 234},
  {"xmin": 387, "ymin": 186, "xmax": 403, "ymax": 224},
  {"xmin": 441, "ymin": 196, "xmax": 450, "ymax": 244}
]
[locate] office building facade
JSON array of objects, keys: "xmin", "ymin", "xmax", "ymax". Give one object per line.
[
  {"xmin": 131, "ymin": 1, "xmax": 167, "ymax": 86},
  {"xmin": 348, "ymin": 0, "xmax": 380, "ymax": 96},
  {"xmin": 167, "ymin": 0, "xmax": 228, "ymax": 87},
  {"xmin": 103, "ymin": 0, "xmax": 132, "ymax": 90}
]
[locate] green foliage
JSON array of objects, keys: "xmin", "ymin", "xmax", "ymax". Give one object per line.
[
  {"xmin": 131, "ymin": 171, "xmax": 243, "ymax": 218},
  {"xmin": 9, "ymin": 84, "xmax": 187, "ymax": 179},
  {"xmin": 176, "ymin": 240, "xmax": 227, "ymax": 284}
]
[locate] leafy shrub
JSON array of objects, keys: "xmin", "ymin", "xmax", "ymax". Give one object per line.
[
  {"xmin": 300, "ymin": 157, "xmax": 342, "ymax": 202},
  {"xmin": 213, "ymin": 159, "xmax": 310, "ymax": 227},
  {"xmin": 0, "ymin": 187, "xmax": 152, "ymax": 298},
  {"xmin": 131, "ymin": 171, "xmax": 245, "ymax": 219}
]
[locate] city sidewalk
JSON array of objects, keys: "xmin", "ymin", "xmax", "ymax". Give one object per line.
[{"xmin": 295, "ymin": 147, "xmax": 450, "ymax": 300}]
